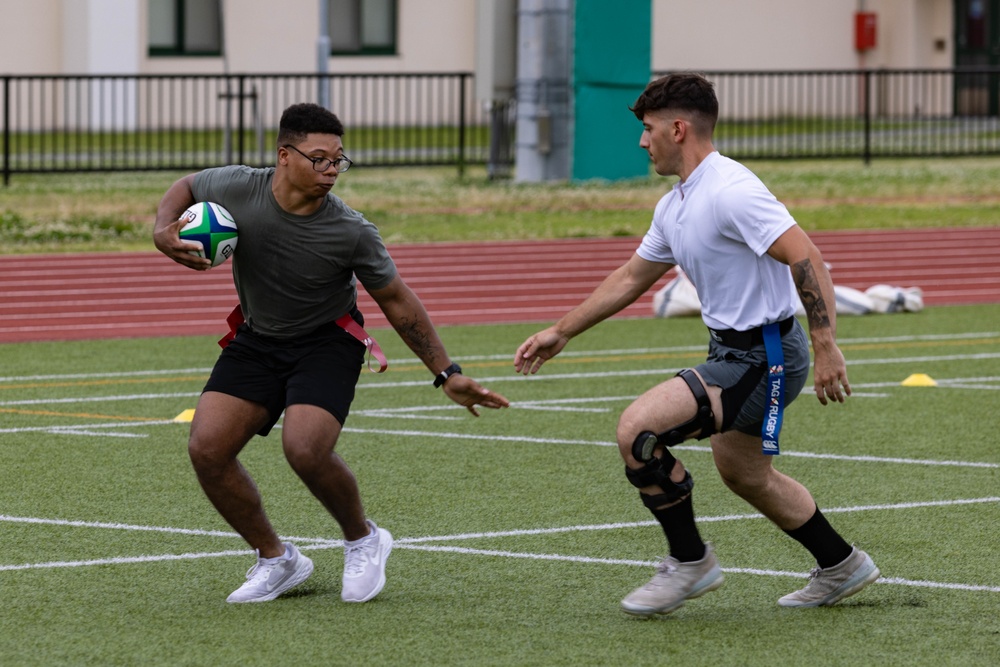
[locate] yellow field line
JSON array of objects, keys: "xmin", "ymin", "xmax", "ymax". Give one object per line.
[
  {"xmin": 0, "ymin": 407, "xmax": 162, "ymax": 421},
  {"xmin": 0, "ymin": 376, "xmax": 208, "ymax": 392}
]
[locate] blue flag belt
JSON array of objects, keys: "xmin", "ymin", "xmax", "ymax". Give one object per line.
[{"xmin": 760, "ymin": 321, "xmax": 786, "ymax": 455}]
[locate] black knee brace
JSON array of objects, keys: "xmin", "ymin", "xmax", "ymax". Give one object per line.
[
  {"xmin": 630, "ymin": 368, "xmax": 716, "ymax": 462},
  {"xmin": 625, "ymin": 455, "xmax": 695, "ymax": 509}
]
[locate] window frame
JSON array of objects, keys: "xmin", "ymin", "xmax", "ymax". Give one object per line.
[
  {"xmin": 148, "ymin": 0, "xmax": 223, "ymax": 58},
  {"xmin": 328, "ymin": 0, "xmax": 398, "ymax": 57}
]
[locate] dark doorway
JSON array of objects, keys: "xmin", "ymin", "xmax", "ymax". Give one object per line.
[{"xmin": 955, "ymin": 0, "xmax": 1000, "ymax": 114}]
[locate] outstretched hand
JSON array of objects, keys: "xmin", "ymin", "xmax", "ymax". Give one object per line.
[
  {"xmin": 514, "ymin": 327, "xmax": 569, "ymax": 375},
  {"xmin": 442, "ymin": 374, "xmax": 510, "ymax": 417}
]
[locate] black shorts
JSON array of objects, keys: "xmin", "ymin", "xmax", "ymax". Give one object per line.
[{"xmin": 203, "ymin": 313, "xmax": 366, "ymax": 436}]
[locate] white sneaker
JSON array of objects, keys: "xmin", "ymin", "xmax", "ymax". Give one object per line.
[
  {"xmin": 778, "ymin": 547, "xmax": 880, "ymax": 607},
  {"xmin": 621, "ymin": 544, "xmax": 724, "ymax": 617},
  {"xmin": 226, "ymin": 542, "xmax": 314, "ymax": 603},
  {"xmin": 342, "ymin": 520, "xmax": 393, "ymax": 602}
]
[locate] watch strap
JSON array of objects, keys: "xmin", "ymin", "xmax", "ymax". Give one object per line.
[{"xmin": 433, "ymin": 362, "xmax": 462, "ymax": 388}]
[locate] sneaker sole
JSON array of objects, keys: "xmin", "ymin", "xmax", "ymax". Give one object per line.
[
  {"xmin": 778, "ymin": 561, "xmax": 881, "ymax": 608},
  {"xmin": 620, "ymin": 568, "xmax": 725, "ymax": 618},
  {"xmin": 342, "ymin": 530, "xmax": 394, "ymax": 603},
  {"xmin": 227, "ymin": 556, "xmax": 315, "ymax": 604}
]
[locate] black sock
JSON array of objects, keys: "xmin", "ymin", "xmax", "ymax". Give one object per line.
[
  {"xmin": 648, "ymin": 494, "xmax": 706, "ymax": 563},
  {"xmin": 783, "ymin": 507, "xmax": 853, "ymax": 569}
]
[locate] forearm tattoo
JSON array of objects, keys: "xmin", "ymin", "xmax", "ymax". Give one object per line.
[
  {"xmin": 394, "ymin": 316, "xmax": 441, "ymax": 364},
  {"xmin": 791, "ymin": 259, "xmax": 831, "ymax": 330}
]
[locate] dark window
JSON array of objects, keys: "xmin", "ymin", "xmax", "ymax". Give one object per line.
[
  {"xmin": 329, "ymin": 0, "xmax": 397, "ymax": 55},
  {"xmin": 954, "ymin": 0, "xmax": 1000, "ymax": 115},
  {"xmin": 148, "ymin": 0, "xmax": 223, "ymax": 56}
]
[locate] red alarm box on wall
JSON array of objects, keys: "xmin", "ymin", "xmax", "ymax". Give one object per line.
[{"xmin": 855, "ymin": 12, "xmax": 877, "ymax": 51}]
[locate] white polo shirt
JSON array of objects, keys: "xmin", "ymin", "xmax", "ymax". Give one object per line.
[{"xmin": 637, "ymin": 151, "xmax": 800, "ymax": 332}]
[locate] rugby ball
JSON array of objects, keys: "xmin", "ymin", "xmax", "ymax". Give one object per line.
[{"xmin": 179, "ymin": 202, "xmax": 238, "ymax": 267}]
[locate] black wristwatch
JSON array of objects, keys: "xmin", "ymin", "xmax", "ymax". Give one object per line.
[{"xmin": 433, "ymin": 362, "xmax": 462, "ymax": 388}]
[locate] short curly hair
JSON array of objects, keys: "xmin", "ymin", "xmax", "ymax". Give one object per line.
[
  {"xmin": 630, "ymin": 73, "xmax": 718, "ymax": 135},
  {"xmin": 277, "ymin": 103, "xmax": 345, "ymax": 146}
]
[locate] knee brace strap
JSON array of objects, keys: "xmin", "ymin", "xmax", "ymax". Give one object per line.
[
  {"xmin": 676, "ymin": 368, "xmax": 716, "ymax": 440},
  {"xmin": 625, "ymin": 457, "xmax": 694, "ymax": 509},
  {"xmin": 631, "ymin": 368, "xmax": 716, "ymax": 462}
]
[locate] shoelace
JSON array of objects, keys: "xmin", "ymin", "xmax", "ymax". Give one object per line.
[
  {"xmin": 654, "ymin": 557, "xmax": 679, "ymax": 577},
  {"xmin": 343, "ymin": 543, "xmax": 370, "ymax": 577},
  {"xmin": 243, "ymin": 560, "xmax": 277, "ymax": 583}
]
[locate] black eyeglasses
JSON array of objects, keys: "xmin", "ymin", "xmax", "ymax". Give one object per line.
[{"xmin": 283, "ymin": 144, "xmax": 353, "ymax": 172}]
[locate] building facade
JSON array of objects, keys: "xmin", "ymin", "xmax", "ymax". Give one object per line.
[{"xmin": 0, "ymin": 0, "xmax": 976, "ymax": 80}]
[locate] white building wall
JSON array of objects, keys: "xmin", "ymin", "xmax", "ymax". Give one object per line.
[
  {"xmin": 0, "ymin": 0, "xmax": 63, "ymax": 74},
  {"xmin": 651, "ymin": 0, "xmax": 951, "ymax": 72},
  {"xmin": 653, "ymin": 0, "xmax": 853, "ymax": 70},
  {"xmin": 61, "ymin": 0, "xmax": 142, "ymax": 73},
  {"xmin": 0, "ymin": 0, "xmax": 956, "ymax": 77}
]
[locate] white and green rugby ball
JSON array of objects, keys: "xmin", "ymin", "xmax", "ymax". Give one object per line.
[{"xmin": 179, "ymin": 202, "xmax": 238, "ymax": 267}]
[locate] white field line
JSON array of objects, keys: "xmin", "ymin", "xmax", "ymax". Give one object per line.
[
  {"xmin": 2, "ymin": 331, "xmax": 995, "ymax": 384},
  {"xmin": 390, "ymin": 545, "xmax": 1000, "ymax": 593},
  {"xmin": 391, "ymin": 497, "xmax": 1000, "ymax": 545},
  {"xmin": 0, "ymin": 420, "xmax": 181, "ymax": 434},
  {"xmin": 0, "ymin": 550, "xmax": 254, "ymax": 572},
  {"xmin": 2, "ymin": 497, "xmax": 998, "ymax": 595},
  {"xmin": 5, "ymin": 346, "xmax": 991, "ymax": 397},
  {"xmin": 1, "ymin": 537, "xmax": 996, "ymax": 596},
  {"xmin": 344, "ymin": 354, "xmax": 1000, "ymax": 389},
  {"xmin": 0, "ymin": 416, "xmax": 995, "ymax": 470},
  {"xmin": 0, "ymin": 331, "xmax": 997, "ymax": 387},
  {"xmin": 342, "ymin": 428, "xmax": 999, "ymax": 469},
  {"xmin": 0, "ymin": 514, "xmax": 335, "ymax": 545}
]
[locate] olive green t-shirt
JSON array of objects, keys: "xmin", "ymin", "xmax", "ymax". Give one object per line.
[{"xmin": 193, "ymin": 165, "xmax": 397, "ymax": 339}]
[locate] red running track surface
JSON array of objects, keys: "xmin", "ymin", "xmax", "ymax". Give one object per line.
[{"xmin": 0, "ymin": 227, "xmax": 997, "ymax": 344}]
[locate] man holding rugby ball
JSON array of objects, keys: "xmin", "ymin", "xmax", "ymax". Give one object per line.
[{"xmin": 154, "ymin": 103, "xmax": 509, "ymax": 604}]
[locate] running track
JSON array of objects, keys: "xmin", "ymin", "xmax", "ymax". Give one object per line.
[{"xmin": 0, "ymin": 227, "xmax": 998, "ymax": 344}]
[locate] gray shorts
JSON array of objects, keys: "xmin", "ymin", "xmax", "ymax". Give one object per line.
[{"xmin": 694, "ymin": 319, "xmax": 810, "ymax": 435}]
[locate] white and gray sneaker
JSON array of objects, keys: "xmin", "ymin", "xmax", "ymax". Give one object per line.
[
  {"xmin": 342, "ymin": 520, "xmax": 393, "ymax": 602},
  {"xmin": 778, "ymin": 547, "xmax": 880, "ymax": 607},
  {"xmin": 621, "ymin": 544, "xmax": 724, "ymax": 617},
  {"xmin": 226, "ymin": 542, "xmax": 314, "ymax": 604}
]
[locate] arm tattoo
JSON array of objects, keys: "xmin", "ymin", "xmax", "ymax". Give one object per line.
[
  {"xmin": 393, "ymin": 316, "xmax": 442, "ymax": 365},
  {"xmin": 791, "ymin": 259, "xmax": 831, "ymax": 330}
]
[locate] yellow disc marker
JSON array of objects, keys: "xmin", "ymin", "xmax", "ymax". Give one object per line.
[{"xmin": 901, "ymin": 373, "xmax": 937, "ymax": 387}]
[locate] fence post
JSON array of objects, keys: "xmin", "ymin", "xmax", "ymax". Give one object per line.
[
  {"xmin": 238, "ymin": 75, "xmax": 246, "ymax": 165},
  {"xmin": 2, "ymin": 76, "xmax": 9, "ymax": 186},
  {"xmin": 458, "ymin": 74, "xmax": 467, "ymax": 178},
  {"xmin": 862, "ymin": 69, "xmax": 872, "ymax": 165}
]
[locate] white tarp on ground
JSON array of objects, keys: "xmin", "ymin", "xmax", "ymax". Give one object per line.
[{"xmin": 652, "ymin": 270, "xmax": 924, "ymax": 319}]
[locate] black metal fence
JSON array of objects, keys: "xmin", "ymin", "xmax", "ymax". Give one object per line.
[
  {"xmin": 3, "ymin": 69, "xmax": 1000, "ymax": 184},
  {"xmin": 1, "ymin": 72, "xmax": 515, "ymax": 184},
  {"xmin": 666, "ymin": 68, "xmax": 1000, "ymax": 163}
]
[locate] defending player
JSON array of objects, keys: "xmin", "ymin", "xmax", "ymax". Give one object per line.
[{"xmin": 514, "ymin": 73, "xmax": 879, "ymax": 616}]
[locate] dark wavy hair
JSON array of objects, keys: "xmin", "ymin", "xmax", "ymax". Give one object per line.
[
  {"xmin": 629, "ymin": 73, "xmax": 719, "ymax": 135},
  {"xmin": 277, "ymin": 103, "xmax": 345, "ymax": 145}
]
